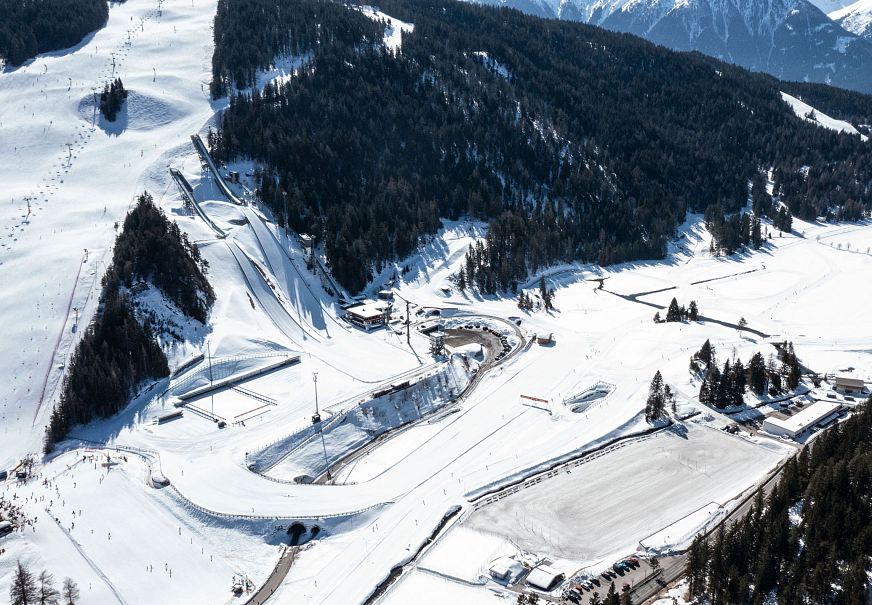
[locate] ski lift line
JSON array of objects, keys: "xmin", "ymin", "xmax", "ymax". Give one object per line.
[
  {"xmin": 33, "ymin": 246, "xmax": 93, "ymax": 425},
  {"xmin": 45, "ymin": 511, "xmax": 130, "ymax": 605}
]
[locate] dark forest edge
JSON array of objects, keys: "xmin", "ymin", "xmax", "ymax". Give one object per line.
[
  {"xmin": 209, "ymin": 0, "xmax": 872, "ymax": 294},
  {"xmin": 44, "ymin": 193, "xmax": 213, "ymax": 453},
  {"xmin": 0, "ymin": 0, "xmax": 111, "ymax": 68},
  {"xmin": 685, "ymin": 397, "xmax": 872, "ymax": 604}
]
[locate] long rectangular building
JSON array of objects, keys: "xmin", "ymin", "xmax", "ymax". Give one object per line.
[{"xmin": 762, "ymin": 401, "xmax": 841, "ymax": 439}]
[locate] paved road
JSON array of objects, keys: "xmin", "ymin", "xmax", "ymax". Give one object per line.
[
  {"xmin": 601, "ymin": 286, "xmax": 770, "ymax": 338},
  {"xmin": 322, "ymin": 317, "xmax": 527, "ymax": 485},
  {"xmin": 245, "ymin": 547, "xmax": 297, "ymax": 605}
]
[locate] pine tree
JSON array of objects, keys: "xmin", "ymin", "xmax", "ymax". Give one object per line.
[
  {"xmin": 61, "ymin": 578, "xmax": 79, "ymax": 605},
  {"xmin": 99, "ymin": 78, "xmax": 128, "ymax": 121},
  {"xmin": 686, "ymin": 534, "xmax": 708, "ymax": 597},
  {"xmin": 768, "ymin": 355, "xmax": 782, "ymax": 395},
  {"xmin": 781, "ymin": 342, "xmax": 801, "ymax": 390},
  {"xmin": 773, "ymin": 206, "xmax": 792, "ymax": 233},
  {"xmin": 731, "ymin": 358, "xmax": 746, "ymax": 406},
  {"xmin": 688, "ymin": 300, "xmax": 699, "ymax": 321},
  {"xmin": 646, "ymin": 370, "xmax": 665, "ymax": 421},
  {"xmin": 697, "ymin": 339, "xmax": 714, "ymax": 367},
  {"xmin": 604, "ymin": 583, "xmax": 620, "ymax": 605},
  {"xmin": 664, "ymin": 383, "xmax": 676, "ymax": 414},
  {"xmin": 653, "ymin": 311, "xmax": 661, "ymax": 323},
  {"xmin": 9, "ymin": 561, "xmax": 36, "ymax": 605},
  {"xmin": 748, "ymin": 352, "xmax": 766, "ymax": 396},
  {"xmin": 37, "ymin": 571, "xmax": 59, "ymax": 605},
  {"xmin": 751, "ymin": 217, "xmax": 762, "ymax": 249},
  {"xmin": 702, "ymin": 364, "xmax": 721, "ymax": 407},
  {"xmin": 539, "ymin": 276, "xmax": 553, "ymax": 310},
  {"xmin": 666, "ymin": 297, "xmax": 681, "ymax": 322},
  {"xmin": 714, "ymin": 360, "xmax": 731, "ymax": 409}
]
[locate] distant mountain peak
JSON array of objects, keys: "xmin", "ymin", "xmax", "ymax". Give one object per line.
[
  {"xmin": 469, "ymin": 0, "xmax": 872, "ymax": 92},
  {"xmin": 831, "ymin": 0, "xmax": 872, "ymax": 39}
]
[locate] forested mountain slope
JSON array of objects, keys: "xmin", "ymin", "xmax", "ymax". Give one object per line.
[
  {"xmin": 0, "ymin": 0, "xmax": 109, "ymax": 67},
  {"xmin": 471, "ymin": 0, "xmax": 872, "ymax": 94},
  {"xmin": 211, "ymin": 0, "xmax": 872, "ymax": 293}
]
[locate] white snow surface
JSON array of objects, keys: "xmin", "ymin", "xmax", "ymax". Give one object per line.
[
  {"xmin": 781, "ymin": 91, "xmax": 868, "ymax": 140},
  {"xmin": 356, "ymin": 6, "xmax": 414, "ymax": 53},
  {"xmin": 1, "ymin": 0, "xmax": 872, "ymax": 602},
  {"xmin": 466, "ymin": 424, "xmax": 788, "ymax": 563},
  {"xmin": 813, "ymin": 0, "xmax": 855, "ymax": 12},
  {"xmin": 831, "ymin": 0, "xmax": 872, "ymax": 37}
]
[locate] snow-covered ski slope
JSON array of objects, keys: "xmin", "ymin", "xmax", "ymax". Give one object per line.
[
  {"xmin": 2, "ymin": 2, "xmax": 872, "ymax": 604},
  {"xmin": 0, "ymin": 0, "xmax": 221, "ymax": 467}
]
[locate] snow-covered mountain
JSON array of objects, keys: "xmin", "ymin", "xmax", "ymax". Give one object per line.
[
  {"xmin": 831, "ymin": 0, "xmax": 872, "ymax": 39},
  {"xmin": 471, "ymin": 0, "xmax": 872, "ymax": 92},
  {"xmin": 808, "ymin": 0, "xmax": 853, "ymax": 13}
]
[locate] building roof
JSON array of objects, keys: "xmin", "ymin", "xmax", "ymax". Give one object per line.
[
  {"xmin": 526, "ymin": 564, "xmax": 564, "ymax": 591},
  {"xmin": 834, "ymin": 376, "xmax": 865, "ymax": 388},
  {"xmin": 488, "ymin": 556, "xmax": 525, "ymax": 582},
  {"xmin": 763, "ymin": 401, "xmax": 840, "ymax": 436},
  {"xmin": 346, "ymin": 301, "xmax": 390, "ymax": 320}
]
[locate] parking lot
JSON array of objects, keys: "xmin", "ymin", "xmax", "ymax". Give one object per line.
[{"xmin": 563, "ymin": 557, "xmax": 656, "ymax": 602}]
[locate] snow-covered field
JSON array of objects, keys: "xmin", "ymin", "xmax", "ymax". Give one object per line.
[
  {"xmin": 466, "ymin": 424, "xmax": 788, "ymax": 564},
  {"xmin": 1, "ymin": 1, "xmax": 871, "ymax": 604}
]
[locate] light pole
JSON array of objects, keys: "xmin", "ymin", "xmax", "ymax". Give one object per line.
[
  {"xmin": 282, "ymin": 190, "xmax": 288, "ymax": 240},
  {"xmin": 207, "ymin": 342, "xmax": 214, "ymax": 418},
  {"xmin": 312, "ymin": 372, "xmax": 320, "ymax": 423}
]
